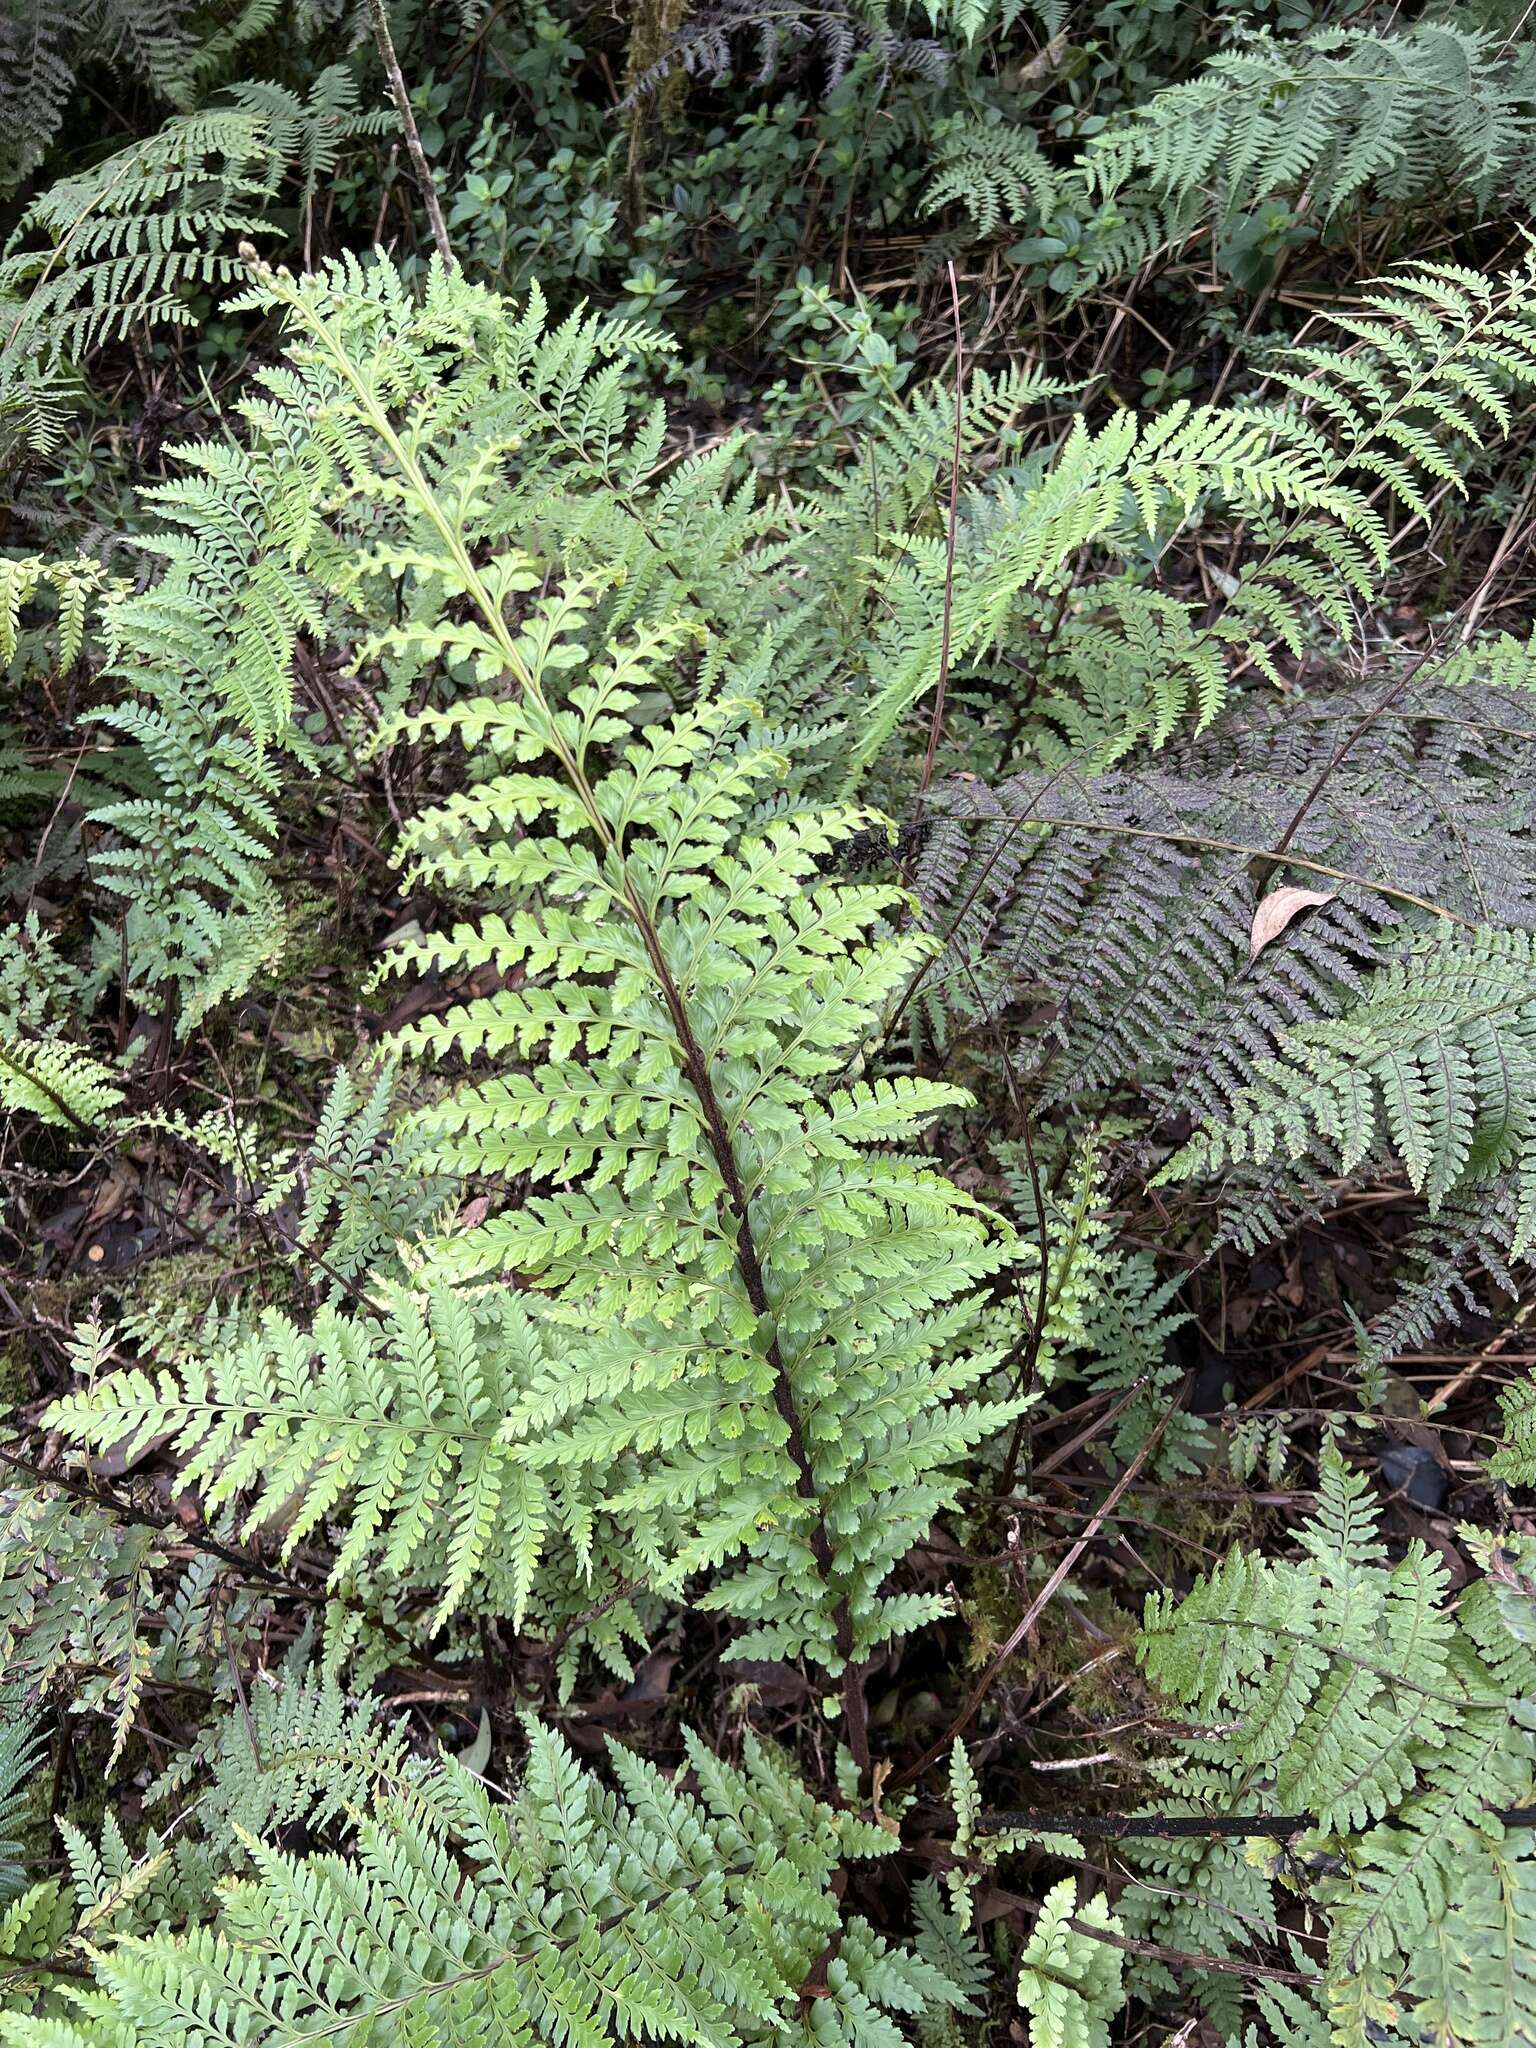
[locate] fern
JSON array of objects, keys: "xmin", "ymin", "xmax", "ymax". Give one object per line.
[
  {"xmin": 0, "ymin": 1033, "xmax": 121, "ymax": 1129},
  {"xmin": 224, "ymin": 65, "xmax": 388, "ymax": 219},
  {"xmin": 856, "ymin": 255, "xmax": 1536, "ymax": 790},
  {"xmin": 79, "ymin": 429, "xmax": 323, "ymax": 1017},
  {"xmin": 0, "ymin": 109, "xmax": 273, "ymax": 371},
  {"xmin": 924, "ymin": 115, "xmax": 1056, "ymax": 237},
  {"xmin": 1114, "ymin": 1759, "xmax": 1296, "ymax": 2036},
  {"xmin": 0, "ymin": 2, "xmax": 77, "ymax": 192},
  {"xmin": 844, "ymin": 397, "xmax": 1380, "ymax": 784},
  {"xmin": 84, "ymin": 248, "xmax": 1021, "ymax": 1697},
  {"xmin": 0, "ymin": 555, "xmax": 115, "ymax": 670},
  {"xmin": 1137, "ymin": 1447, "xmax": 1536, "ymax": 2042},
  {"xmin": 0, "ymin": 1702, "xmax": 44, "ymax": 1902},
  {"xmin": 144, "ymin": 1663, "xmax": 414, "ymax": 1866},
  {"xmin": 916, "ymin": 671, "xmax": 1536, "ymax": 1117},
  {"xmin": 626, "ymin": 0, "xmax": 951, "ymax": 98},
  {"xmin": 11, "ymin": 23, "xmax": 1536, "ymax": 2037},
  {"xmin": 0, "ymin": 78, "xmax": 385, "ymax": 465},
  {"xmin": 1016, "ymin": 1144, "xmax": 1201, "ymax": 1478},
  {"xmin": 20, "ymin": 1718, "xmax": 979, "ymax": 2047},
  {"xmin": 1074, "ymin": 22, "xmax": 1536, "ymax": 285},
  {"xmin": 1014, "ymin": 1878, "xmax": 1125, "ymax": 2048},
  {"xmin": 1493, "ymin": 1373, "xmax": 1536, "ymax": 1486},
  {"xmin": 1165, "ymin": 927, "xmax": 1536, "ymax": 1255},
  {"xmin": 278, "ymin": 1059, "xmax": 451, "ymax": 1302},
  {"xmin": 0, "ymin": 1479, "xmax": 160, "ymax": 1768},
  {"xmin": 37, "ymin": 252, "xmax": 1032, "ymax": 1704},
  {"xmin": 1265, "ymin": 257, "xmax": 1536, "ymax": 525},
  {"xmin": 0, "ymin": 0, "xmax": 209, "ymax": 193},
  {"xmin": 49, "ymin": 1286, "xmax": 559, "ymax": 1633}
]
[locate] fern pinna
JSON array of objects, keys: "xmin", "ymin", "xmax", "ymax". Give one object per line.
[{"xmin": 50, "ymin": 251, "xmax": 1020, "ymax": 1744}]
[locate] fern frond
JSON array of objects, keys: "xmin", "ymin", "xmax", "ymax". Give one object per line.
[
  {"xmin": 48, "ymin": 1287, "xmax": 556, "ymax": 1630},
  {"xmin": 1077, "ymin": 22, "xmax": 1536, "ymax": 284},
  {"xmin": 1, "ymin": 110, "xmax": 272, "ymax": 369},
  {"xmin": 0, "ymin": 1697, "xmax": 45, "ymax": 1900},
  {"xmin": 1165, "ymin": 927, "xmax": 1536, "ymax": 1256},
  {"xmin": 1140, "ymin": 1452, "xmax": 1536, "ymax": 2038},
  {"xmin": 76, "ymin": 1721, "xmax": 977, "ymax": 2046},
  {"xmin": 0, "ymin": 1033, "xmax": 122, "ymax": 1129},
  {"xmin": 846, "ymin": 400, "xmax": 1379, "ymax": 784},
  {"xmin": 1015, "ymin": 1878, "xmax": 1126, "ymax": 2048},
  {"xmin": 917, "ymin": 673, "xmax": 1536, "ymax": 1119},
  {"xmin": 923, "ymin": 116, "xmax": 1057, "ymax": 236}
]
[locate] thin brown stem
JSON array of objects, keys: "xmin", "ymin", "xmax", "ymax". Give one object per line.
[
  {"xmin": 364, "ymin": 0, "xmax": 456, "ymax": 268},
  {"xmin": 995, "ymin": 1099, "xmax": 1048, "ymax": 1496},
  {"xmin": 915, "ymin": 261, "xmax": 966, "ymax": 819},
  {"xmin": 615, "ymin": 877, "xmax": 869, "ymax": 1775},
  {"xmin": 889, "ymin": 1377, "xmax": 1188, "ymax": 1792}
]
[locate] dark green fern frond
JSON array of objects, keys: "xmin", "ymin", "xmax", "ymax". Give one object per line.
[
  {"xmin": 0, "ymin": 0, "xmax": 76, "ymax": 191},
  {"xmin": 1165, "ymin": 927, "xmax": 1536, "ymax": 1254},
  {"xmin": 281, "ymin": 1060, "xmax": 452, "ymax": 1302},
  {"xmin": 0, "ymin": 109, "xmax": 272, "ymax": 368},
  {"xmin": 0, "ymin": 1459, "xmax": 163, "ymax": 1767},
  {"xmin": 0, "ymin": 1698, "xmax": 45, "ymax": 1900},
  {"xmin": 1140, "ymin": 1450, "xmax": 1536, "ymax": 2039},
  {"xmin": 66, "ymin": 1718, "xmax": 978, "ymax": 2047},
  {"xmin": 916, "ymin": 676, "xmax": 1536, "ymax": 1123},
  {"xmin": 145, "ymin": 1665, "xmax": 414, "ymax": 1866},
  {"xmin": 1077, "ymin": 22, "xmax": 1536, "ymax": 284},
  {"xmin": 626, "ymin": 0, "xmax": 951, "ymax": 99}
]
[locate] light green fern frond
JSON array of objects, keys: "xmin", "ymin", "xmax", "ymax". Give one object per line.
[
  {"xmin": 0, "ymin": 554, "xmax": 116, "ymax": 667},
  {"xmin": 1015, "ymin": 1878, "xmax": 1126, "ymax": 2048},
  {"xmin": 224, "ymin": 65, "xmax": 390, "ymax": 218},
  {"xmin": 1079, "ymin": 22, "xmax": 1536, "ymax": 281},
  {"xmin": 1266, "ymin": 258, "xmax": 1536, "ymax": 523},
  {"xmin": 47, "ymin": 1286, "xmax": 556, "ymax": 1631},
  {"xmin": 1492, "ymin": 1374, "xmax": 1536, "ymax": 1486},
  {"xmin": 924, "ymin": 116, "xmax": 1057, "ymax": 237},
  {"xmin": 848, "ymin": 397, "xmax": 1380, "ymax": 782},
  {"xmin": 0, "ymin": 1034, "xmax": 122, "ymax": 1129}
]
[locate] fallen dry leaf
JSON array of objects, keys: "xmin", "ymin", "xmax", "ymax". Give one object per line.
[{"xmin": 1249, "ymin": 884, "xmax": 1337, "ymax": 962}]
